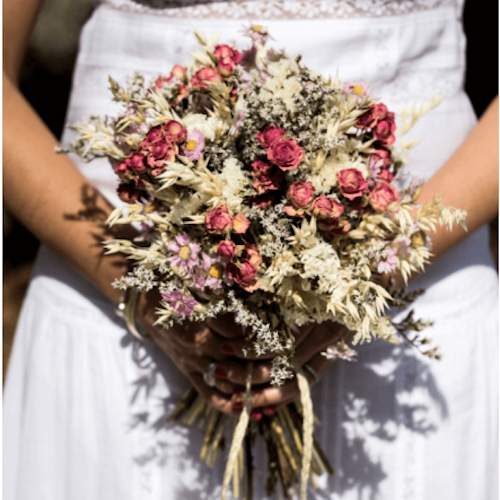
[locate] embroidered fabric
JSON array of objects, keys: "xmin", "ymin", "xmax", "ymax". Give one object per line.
[{"xmin": 97, "ymin": 0, "xmax": 456, "ymax": 19}]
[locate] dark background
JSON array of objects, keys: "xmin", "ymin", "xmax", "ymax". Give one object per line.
[{"xmin": 3, "ymin": 0, "xmax": 499, "ymax": 378}]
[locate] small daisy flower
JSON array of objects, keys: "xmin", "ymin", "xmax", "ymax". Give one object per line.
[
  {"xmin": 377, "ymin": 247, "xmax": 398, "ymax": 274},
  {"xmin": 243, "ymin": 24, "xmax": 270, "ymax": 44},
  {"xmin": 200, "ymin": 253, "xmax": 224, "ymax": 290},
  {"xmin": 167, "ymin": 234, "xmax": 200, "ymax": 272},
  {"xmin": 161, "ymin": 291, "xmax": 198, "ymax": 319},
  {"xmin": 181, "ymin": 129, "xmax": 205, "ymax": 161},
  {"xmin": 343, "ymin": 81, "xmax": 370, "ymax": 105}
]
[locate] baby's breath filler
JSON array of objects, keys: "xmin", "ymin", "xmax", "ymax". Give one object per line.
[{"xmin": 64, "ymin": 26, "xmax": 466, "ymax": 500}]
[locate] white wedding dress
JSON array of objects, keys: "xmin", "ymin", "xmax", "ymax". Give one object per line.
[{"xmin": 4, "ymin": 1, "xmax": 498, "ymax": 499}]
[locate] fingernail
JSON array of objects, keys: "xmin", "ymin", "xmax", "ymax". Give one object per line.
[
  {"xmin": 264, "ymin": 405, "xmax": 277, "ymax": 417},
  {"xmin": 214, "ymin": 368, "xmax": 227, "ymax": 380},
  {"xmin": 250, "ymin": 410, "xmax": 262, "ymax": 421},
  {"xmin": 232, "ymin": 400, "xmax": 243, "ymax": 411},
  {"xmin": 221, "ymin": 344, "xmax": 235, "ymax": 355}
]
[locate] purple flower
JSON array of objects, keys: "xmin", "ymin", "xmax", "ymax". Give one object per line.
[
  {"xmin": 200, "ymin": 253, "xmax": 224, "ymax": 290},
  {"xmin": 161, "ymin": 291, "xmax": 198, "ymax": 319},
  {"xmin": 181, "ymin": 129, "xmax": 205, "ymax": 161},
  {"xmin": 166, "ymin": 234, "xmax": 200, "ymax": 272}
]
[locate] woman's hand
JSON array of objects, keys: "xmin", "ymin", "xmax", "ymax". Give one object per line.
[
  {"xmin": 137, "ymin": 291, "xmax": 255, "ymax": 417},
  {"xmin": 206, "ymin": 318, "xmax": 352, "ymax": 418}
]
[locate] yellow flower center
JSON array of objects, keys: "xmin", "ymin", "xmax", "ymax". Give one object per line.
[
  {"xmin": 252, "ymin": 25, "xmax": 263, "ymax": 32},
  {"xmin": 145, "ymin": 204, "xmax": 154, "ymax": 212},
  {"xmin": 209, "ymin": 264, "xmax": 222, "ymax": 279},
  {"xmin": 411, "ymin": 231, "xmax": 426, "ymax": 247},
  {"xmin": 352, "ymin": 84, "xmax": 365, "ymax": 96},
  {"xmin": 179, "ymin": 246, "xmax": 191, "ymax": 260},
  {"xmin": 186, "ymin": 140, "xmax": 197, "ymax": 151}
]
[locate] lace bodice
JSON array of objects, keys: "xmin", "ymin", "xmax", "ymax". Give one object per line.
[{"xmin": 96, "ymin": 0, "xmax": 457, "ymax": 19}]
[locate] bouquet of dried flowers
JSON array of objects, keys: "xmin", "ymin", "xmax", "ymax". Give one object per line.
[{"xmin": 64, "ymin": 26, "xmax": 466, "ymax": 500}]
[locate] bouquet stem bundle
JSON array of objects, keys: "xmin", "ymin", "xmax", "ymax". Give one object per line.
[{"xmin": 167, "ymin": 385, "xmax": 333, "ymax": 499}]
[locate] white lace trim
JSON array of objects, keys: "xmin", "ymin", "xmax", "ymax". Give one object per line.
[{"xmin": 98, "ymin": 0, "xmax": 455, "ymax": 20}]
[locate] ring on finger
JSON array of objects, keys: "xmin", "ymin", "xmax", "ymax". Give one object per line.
[
  {"xmin": 203, "ymin": 362, "xmax": 217, "ymax": 387},
  {"xmin": 302, "ymin": 362, "xmax": 319, "ymax": 383}
]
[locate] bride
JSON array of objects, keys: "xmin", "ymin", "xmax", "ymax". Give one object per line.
[{"xmin": 4, "ymin": 0, "xmax": 498, "ymax": 498}]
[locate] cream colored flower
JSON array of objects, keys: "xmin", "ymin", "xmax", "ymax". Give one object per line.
[
  {"xmin": 218, "ymin": 158, "xmax": 249, "ymax": 211},
  {"xmin": 265, "ymin": 251, "xmax": 299, "ymax": 286}
]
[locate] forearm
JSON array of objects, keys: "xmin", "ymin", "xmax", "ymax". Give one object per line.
[
  {"xmin": 3, "ymin": 73, "xmax": 136, "ymax": 304},
  {"xmin": 417, "ymin": 96, "xmax": 498, "ymax": 264}
]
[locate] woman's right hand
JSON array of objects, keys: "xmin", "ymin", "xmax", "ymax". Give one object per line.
[{"xmin": 137, "ymin": 290, "xmax": 249, "ymax": 417}]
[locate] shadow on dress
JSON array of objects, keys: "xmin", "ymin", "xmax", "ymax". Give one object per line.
[{"xmin": 123, "ymin": 332, "xmax": 448, "ymax": 499}]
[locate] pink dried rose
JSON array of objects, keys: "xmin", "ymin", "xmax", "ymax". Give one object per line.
[
  {"xmin": 217, "ymin": 240, "xmax": 237, "ymax": 260},
  {"xmin": 356, "ymin": 103, "xmax": 392, "ymax": 130},
  {"xmin": 310, "ymin": 196, "xmax": 344, "ymax": 220},
  {"xmin": 144, "ymin": 139, "xmax": 178, "ymax": 168},
  {"xmin": 256, "ymin": 125, "xmax": 286, "ymax": 149},
  {"xmin": 372, "ymin": 148, "xmax": 392, "ymax": 169},
  {"xmin": 267, "ymin": 138, "xmax": 305, "ymax": 171},
  {"xmin": 168, "ymin": 64, "xmax": 188, "ymax": 82},
  {"xmin": 150, "ymin": 141, "xmax": 173, "ymax": 160},
  {"xmin": 373, "ymin": 118, "xmax": 396, "ymax": 146},
  {"xmin": 369, "ymin": 182, "xmax": 400, "ymax": 212},
  {"xmin": 142, "ymin": 124, "xmax": 179, "ymax": 166},
  {"xmin": 145, "ymin": 125, "xmax": 164, "ymax": 144},
  {"xmin": 114, "ymin": 161, "xmax": 130, "ymax": 180},
  {"xmin": 217, "ymin": 58, "xmax": 238, "ymax": 77},
  {"xmin": 181, "ymin": 129, "xmax": 205, "ymax": 161},
  {"xmin": 164, "ymin": 120, "xmax": 187, "ymax": 143},
  {"xmin": 117, "ymin": 180, "xmax": 143, "ymax": 203},
  {"xmin": 213, "ymin": 44, "xmax": 242, "ymax": 77},
  {"xmin": 251, "ymin": 160, "xmax": 283, "ymax": 194},
  {"xmin": 377, "ymin": 169, "xmax": 394, "ymax": 182},
  {"xmin": 227, "ymin": 261, "xmax": 259, "ymax": 290},
  {"xmin": 337, "ymin": 168, "xmax": 368, "ymax": 200},
  {"xmin": 214, "ymin": 44, "xmax": 242, "ymax": 63},
  {"xmin": 287, "ymin": 181, "xmax": 316, "ymax": 209},
  {"xmin": 233, "ymin": 214, "xmax": 250, "ymax": 234},
  {"xmin": 243, "ymin": 243, "xmax": 263, "ymax": 268},
  {"xmin": 205, "ymin": 205, "xmax": 233, "ymax": 234},
  {"xmin": 190, "ymin": 67, "xmax": 223, "ymax": 91},
  {"xmin": 155, "ymin": 65, "xmax": 188, "ymax": 89},
  {"xmin": 126, "ymin": 153, "xmax": 147, "ymax": 174},
  {"xmin": 227, "ymin": 244, "xmax": 262, "ymax": 291}
]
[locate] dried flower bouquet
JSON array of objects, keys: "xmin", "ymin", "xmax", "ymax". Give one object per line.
[{"xmin": 63, "ymin": 26, "xmax": 466, "ymax": 500}]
